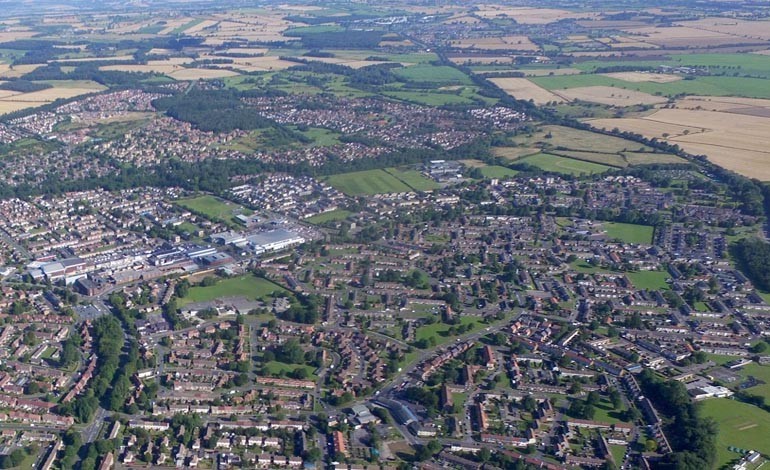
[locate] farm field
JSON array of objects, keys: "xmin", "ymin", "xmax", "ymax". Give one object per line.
[
  {"xmin": 588, "ymin": 107, "xmax": 770, "ymax": 180},
  {"xmin": 700, "ymin": 398, "xmax": 770, "ymax": 469},
  {"xmin": 393, "ymin": 65, "xmax": 472, "ymax": 85},
  {"xmin": 178, "ymin": 275, "xmax": 289, "ymax": 307},
  {"xmin": 517, "ymin": 153, "xmax": 611, "ymax": 175},
  {"xmin": 511, "ymin": 125, "xmax": 650, "ymax": 154},
  {"xmin": 556, "ymin": 86, "xmax": 666, "ymax": 106},
  {"xmin": 490, "ymin": 77, "xmax": 565, "ymax": 104},
  {"xmin": 602, "ymin": 72, "xmax": 682, "ymax": 83},
  {"xmin": 383, "ymin": 90, "xmax": 475, "ymax": 106},
  {"xmin": 175, "ymin": 195, "xmax": 251, "ymax": 222},
  {"xmin": 603, "ymin": 222, "xmax": 654, "ymax": 245},
  {"xmin": 325, "ymin": 169, "xmax": 412, "ymax": 195},
  {"xmin": 0, "ymin": 80, "xmax": 106, "ymax": 114}
]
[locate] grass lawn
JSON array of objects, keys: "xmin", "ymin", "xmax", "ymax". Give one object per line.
[
  {"xmin": 731, "ymin": 363, "xmax": 770, "ymax": 401},
  {"xmin": 603, "ymin": 222, "xmax": 654, "ymax": 244},
  {"xmin": 176, "ymin": 195, "xmax": 251, "ymax": 222},
  {"xmin": 297, "ymin": 126, "xmax": 341, "ymax": 146},
  {"xmin": 325, "ymin": 169, "xmax": 412, "ymax": 195},
  {"xmin": 479, "ymin": 165, "xmax": 519, "ymax": 179},
  {"xmin": 518, "ymin": 153, "xmax": 612, "ymax": 176},
  {"xmin": 178, "ymin": 275, "xmax": 288, "ymax": 307},
  {"xmin": 384, "ymin": 168, "xmax": 440, "ymax": 191},
  {"xmin": 414, "ymin": 317, "xmax": 480, "ymax": 347},
  {"xmin": 592, "ymin": 398, "xmax": 629, "ymax": 424},
  {"xmin": 626, "ymin": 271, "xmax": 669, "ymax": 290},
  {"xmin": 701, "ymin": 398, "xmax": 770, "ymax": 468},
  {"xmin": 609, "ymin": 444, "xmax": 627, "ymax": 465},
  {"xmin": 304, "ymin": 209, "xmax": 352, "ymax": 224},
  {"xmin": 569, "ymin": 260, "xmax": 613, "ymax": 274},
  {"xmin": 262, "ymin": 361, "xmax": 318, "ymax": 381}
]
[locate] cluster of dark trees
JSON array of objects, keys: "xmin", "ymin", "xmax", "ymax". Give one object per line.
[
  {"xmin": 638, "ymin": 369, "xmax": 717, "ymax": 470},
  {"xmin": 277, "ymin": 293, "xmax": 322, "ymax": 324},
  {"xmin": 731, "ymin": 237, "xmax": 770, "ymax": 291},
  {"xmin": 0, "ymin": 80, "xmax": 51, "ymax": 92}
]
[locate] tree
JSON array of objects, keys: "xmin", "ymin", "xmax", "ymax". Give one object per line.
[
  {"xmin": 645, "ymin": 439, "xmax": 658, "ymax": 452},
  {"xmin": 609, "ymin": 389, "xmax": 622, "ymax": 409}
]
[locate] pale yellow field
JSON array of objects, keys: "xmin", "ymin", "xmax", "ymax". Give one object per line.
[
  {"xmin": 201, "ymin": 55, "xmax": 297, "ymax": 72},
  {"xmin": 5, "ymin": 86, "xmax": 105, "ymax": 102},
  {"xmin": 0, "ymin": 64, "xmax": 42, "ymax": 79},
  {"xmin": 448, "ymin": 35, "xmax": 539, "ymax": 51},
  {"xmin": 167, "ymin": 68, "xmax": 240, "ymax": 80},
  {"xmin": 588, "ymin": 108, "xmax": 770, "ymax": 180},
  {"xmin": 0, "ymin": 89, "xmax": 20, "ymax": 99},
  {"xmin": 490, "ymin": 77, "xmax": 565, "ymax": 104},
  {"xmin": 492, "ymin": 147, "xmax": 540, "ymax": 160},
  {"xmin": 754, "ymin": 50, "xmax": 770, "ymax": 56},
  {"xmin": 474, "ymin": 6, "xmax": 598, "ymax": 24},
  {"xmin": 603, "ymin": 72, "xmax": 682, "ymax": 83},
  {"xmin": 0, "ymin": 101, "xmax": 48, "ymax": 114},
  {"xmin": 0, "ymin": 30, "xmax": 37, "ymax": 42},
  {"xmin": 675, "ymin": 96, "xmax": 770, "ymax": 112},
  {"xmin": 621, "ymin": 26, "xmax": 743, "ymax": 48},
  {"xmin": 557, "ymin": 86, "xmax": 667, "ymax": 106},
  {"xmin": 158, "ymin": 18, "xmax": 194, "ymax": 35},
  {"xmin": 678, "ymin": 18, "xmax": 770, "ymax": 41}
]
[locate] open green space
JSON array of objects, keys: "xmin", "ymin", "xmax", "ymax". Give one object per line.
[
  {"xmin": 178, "ymin": 275, "xmax": 288, "ymax": 307},
  {"xmin": 731, "ymin": 363, "xmax": 770, "ymax": 401},
  {"xmin": 479, "ymin": 165, "xmax": 519, "ymax": 179},
  {"xmin": 304, "ymin": 209, "xmax": 352, "ymax": 225},
  {"xmin": 609, "ymin": 444, "xmax": 627, "ymax": 466},
  {"xmin": 175, "ymin": 195, "xmax": 251, "ymax": 222},
  {"xmin": 603, "ymin": 222, "xmax": 654, "ymax": 245},
  {"xmin": 626, "ymin": 271, "xmax": 669, "ymax": 290},
  {"xmin": 414, "ymin": 317, "xmax": 480, "ymax": 348},
  {"xmin": 325, "ymin": 169, "xmax": 412, "ymax": 195},
  {"xmin": 518, "ymin": 153, "xmax": 612, "ymax": 176},
  {"xmin": 171, "ymin": 18, "xmax": 206, "ymax": 35},
  {"xmin": 701, "ymin": 398, "xmax": 770, "ymax": 469},
  {"xmin": 394, "ymin": 65, "xmax": 472, "ymax": 85},
  {"xmin": 511, "ymin": 125, "xmax": 651, "ymax": 154},
  {"xmin": 384, "ymin": 168, "xmax": 441, "ymax": 191},
  {"xmin": 261, "ymin": 361, "xmax": 318, "ymax": 381},
  {"xmin": 592, "ymin": 398, "xmax": 629, "ymax": 424},
  {"xmin": 530, "ymin": 74, "xmax": 770, "ymax": 100}
]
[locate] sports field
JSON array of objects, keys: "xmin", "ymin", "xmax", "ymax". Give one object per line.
[
  {"xmin": 176, "ymin": 195, "xmax": 251, "ymax": 221},
  {"xmin": 700, "ymin": 398, "xmax": 770, "ymax": 468},
  {"xmin": 479, "ymin": 165, "xmax": 519, "ymax": 179},
  {"xmin": 384, "ymin": 168, "xmax": 441, "ymax": 191},
  {"xmin": 603, "ymin": 222, "xmax": 654, "ymax": 244},
  {"xmin": 304, "ymin": 209, "xmax": 352, "ymax": 224},
  {"xmin": 518, "ymin": 153, "xmax": 611, "ymax": 175},
  {"xmin": 326, "ymin": 169, "xmax": 411, "ymax": 195},
  {"xmin": 179, "ymin": 275, "xmax": 288, "ymax": 307}
]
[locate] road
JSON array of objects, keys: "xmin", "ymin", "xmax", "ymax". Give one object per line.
[{"xmin": 82, "ymin": 406, "xmax": 109, "ymax": 443}]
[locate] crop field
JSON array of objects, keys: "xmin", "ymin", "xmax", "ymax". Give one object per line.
[
  {"xmin": 701, "ymin": 398, "xmax": 770, "ymax": 469},
  {"xmin": 518, "ymin": 153, "xmax": 611, "ymax": 175},
  {"xmin": 557, "ymin": 86, "xmax": 667, "ymax": 107},
  {"xmin": 325, "ymin": 169, "xmax": 412, "ymax": 195},
  {"xmin": 602, "ymin": 72, "xmax": 682, "ymax": 83},
  {"xmin": 492, "ymin": 147, "xmax": 540, "ymax": 160},
  {"xmin": 0, "ymin": 80, "xmax": 106, "ymax": 114},
  {"xmin": 532, "ymin": 74, "xmax": 770, "ymax": 99},
  {"xmin": 588, "ymin": 108, "xmax": 770, "ymax": 180},
  {"xmin": 167, "ymin": 68, "xmax": 240, "ymax": 80},
  {"xmin": 178, "ymin": 275, "xmax": 288, "ymax": 307},
  {"xmin": 175, "ymin": 195, "xmax": 251, "ymax": 221},
  {"xmin": 511, "ymin": 125, "xmax": 651, "ymax": 154},
  {"xmin": 448, "ymin": 35, "xmax": 539, "ymax": 51},
  {"xmin": 603, "ymin": 222, "xmax": 654, "ymax": 245},
  {"xmin": 473, "ymin": 6, "xmax": 598, "ymax": 24},
  {"xmin": 490, "ymin": 77, "xmax": 565, "ymax": 104}
]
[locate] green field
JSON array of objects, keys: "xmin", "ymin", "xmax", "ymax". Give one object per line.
[
  {"xmin": 394, "ymin": 65, "xmax": 472, "ymax": 85},
  {"xmin": 731, "ymin": 363, "xmax": 770, "ymax": 401},
  {"xmin": 576, "ymin": 53, "xmax": 770, "ymax": 79},
  {"xmin": 325, "ymin": 169, "xmax": 412, "ymax": 195},
  {"xmin": 701, "ymin": 398, "xmax": 770, "ymax": 469},
  {"xmin": 518, "ymin": 153, "xmax": 612, "ymax": 175},
  {"xmin": 262, "ymin": 361, "xmax": 318, "ymax": 380},
  {"xmin": 176, "ymin": 195, "xmax": 251, "ymax": 222},
  {"xmin": 479, "ymin": 165, "xmax": 519, "ymax": 179},
  {"xmin": 626, "ymin": 271, "xmax": 669, "ymax": 290},
  {"xmin": 511, "ymin": 125, "xmax": 650, "ymax": 154},
  {"xmin": 414, "ymin": 317, "xmax": 480, "ymax": 347},
  {"xmin": 530, "ymin": 73, "xmax": 770, "ymax": 100},
  {"xmin": 603, "ymin": 222, "xmax": 654, "ymax": 244},
  {"xmin": 179, "ymin": 275, "xmax": 288, "ymax": 307},
  {"xmin": 384, "ymin": 168, "xmax": 440, "ymax": 191},
  {"xmin": 304, "ymin": 209, "xmax": 352, "ymax": 224}
]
